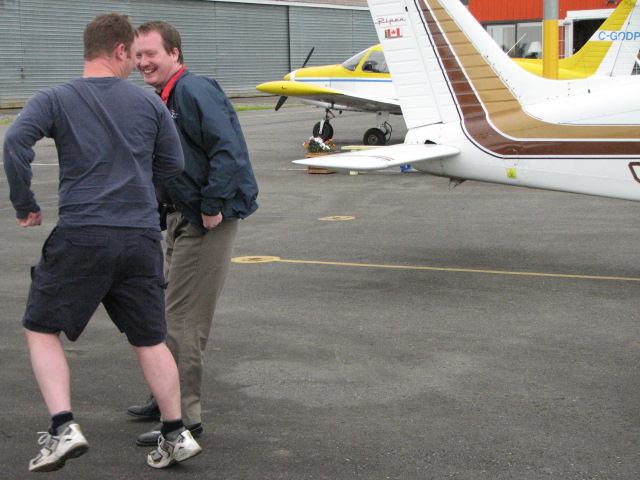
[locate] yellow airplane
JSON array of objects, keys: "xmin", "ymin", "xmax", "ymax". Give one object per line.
[
  {"xmin": 256, "ymin": 0, "xmax": 640, "ymax": 146},
  {"xmin": 516, "ymin": 0, "xmax": 640, "ymax": 78},
  {"xmin": 257, "ymin": 44, "xmax": 400, "ymax": 146}
]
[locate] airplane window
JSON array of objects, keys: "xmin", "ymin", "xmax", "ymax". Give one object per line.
[
  {"xmin": 341, "ymin": 48, "xmax": 369, "ymax": 71},
  {"xmin": 361, "ymin": 51, "xmax": 389, "ymax": 73}
]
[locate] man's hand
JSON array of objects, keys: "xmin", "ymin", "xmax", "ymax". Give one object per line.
[
  {"xmin": 202, "ymin": 212, "xmax": 223, "ymax": 230},
  {"xmin": 17, "ymin": 211, "xmax": 42, "ymax": 227}
]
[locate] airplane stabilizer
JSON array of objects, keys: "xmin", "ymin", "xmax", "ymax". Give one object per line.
[{"xmin": 293, "ymin": 143, "xmax": 459, "ymax": 171}]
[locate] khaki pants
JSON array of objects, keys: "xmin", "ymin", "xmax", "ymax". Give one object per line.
[{"xmin": 164, "ymin": 212, "xmax": 238, "ymax": 426}]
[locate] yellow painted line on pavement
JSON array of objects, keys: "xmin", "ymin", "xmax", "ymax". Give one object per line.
[
  {"xmin": 318, "ymin": 216, "xmax": 355, "ymax": 221},
  {"xmin": 232, "ymin": 256, "xmax": 640, "ymax": 282}
]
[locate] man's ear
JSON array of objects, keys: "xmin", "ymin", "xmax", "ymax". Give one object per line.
[{"xmin": 114, "ymin": 43, "xmax": 127, "ymax": 60}]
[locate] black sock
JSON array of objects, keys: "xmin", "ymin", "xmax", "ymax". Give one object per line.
[
  {"xmin": 161, "ymin": 419, "xmax": 184, "ymax": 439},
  {"xmin": 49, "ymin": 411, "xmax": 74, "ymax": 435}
]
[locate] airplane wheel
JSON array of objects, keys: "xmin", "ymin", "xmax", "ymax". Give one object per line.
[
  {"xmin": 363, "ymin": 128, "xmax": 386, "ymax": 146},
  {"xmin": 313, "ymin": 122, "xmax": 334, "ymax": 141}
]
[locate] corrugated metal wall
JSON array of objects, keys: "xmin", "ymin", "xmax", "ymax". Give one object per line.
[
  {"xmin": 1, "ymin": 0, "xmax": 132, "ymax": 107},
  {"xmin": 0, "ymin": 0, "xmax": 25, "ymax": 105},
  {"xmin": 213, "ymin": 2, "xmax": 291, "ymax": 92},
  {"xmin": 469, "ymin": 0, "xmax": 611, "ymax": 22},
  {"xmin": 0, "ymin": 0, "xmax": 379, "ymax": 107},
  {"xmin": 289, "ymin": 7, "xmax": 378, "ymax": 69},
  {"xmin": 130, "ymin": 0, "xmax": 218, "ymax": 83}
]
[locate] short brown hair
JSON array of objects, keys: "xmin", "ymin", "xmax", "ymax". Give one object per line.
[
  {"xmin": 137, "ymin": 21, "xmax": 184, "ymax": 64},
  {"xmin": 84, "ymin": 13, "xmax": 136, "ymax": 61}
]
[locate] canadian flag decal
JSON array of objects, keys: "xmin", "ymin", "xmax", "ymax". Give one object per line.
[{"xmin": 385, "ymin": 28, "xmax": 402, "ymax": 38}]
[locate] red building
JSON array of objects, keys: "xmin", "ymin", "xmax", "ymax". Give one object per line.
[
  {"xmin": 468, "ymin": 0, "xmax": 619, "ymax": 57},
  {"xmin": 469, "ymin": 0, "xmax": 615, "ymax": 21}
]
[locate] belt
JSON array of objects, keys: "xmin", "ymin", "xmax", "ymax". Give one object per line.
[{"xmin": 163, "ymin": 203, "xmax": 178, "ymax": 214}]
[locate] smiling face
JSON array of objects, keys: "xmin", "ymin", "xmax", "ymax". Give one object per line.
[{"xmin": 135, "ymin": 30, "xmax": 181, "ymax": 91}]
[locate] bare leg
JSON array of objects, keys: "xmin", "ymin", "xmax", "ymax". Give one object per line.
[
  {"xmin": 25, "ymin": 329, "xmax": 71, "ymax": 415},
  {"xmin": 134, "ymin": 343, "xmax": 181, "ymax": 421}
]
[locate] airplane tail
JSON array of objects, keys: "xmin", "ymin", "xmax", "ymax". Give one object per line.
[
  {"xmin": 368, "ymin": 0, "xmax": 550, "ymax": 129},
  {"xmin": 568, "ymin": 0, "xmax": 640, "ymax": 77},
  {"xmin": 517, "ymin": 0, "xmax": 640, "ymax": 78},
  {"xmin": 367, "ymin": 0, "xmax": 460, "ymax": 129},
  {"xmin": 368, "ymin": 0, "xmax": 640, "ymax": 130}
]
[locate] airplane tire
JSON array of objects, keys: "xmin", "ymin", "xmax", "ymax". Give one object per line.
[
  {"xmin": 312, "ymin": 122, "xmax": 334, "ymax": 141},
  {"xmin": 363, "ymin": 128, "xmax": 386, "ymax": 146}
]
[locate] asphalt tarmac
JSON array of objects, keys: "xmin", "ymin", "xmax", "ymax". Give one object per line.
[{"xmin": 0, "ymin": 98, "xmax": 638, "ymax": 479}]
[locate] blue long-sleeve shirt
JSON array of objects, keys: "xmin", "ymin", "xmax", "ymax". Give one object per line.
[{"xmin": 3, "ymin": 76, "xmax": 184, "ymax": 229}]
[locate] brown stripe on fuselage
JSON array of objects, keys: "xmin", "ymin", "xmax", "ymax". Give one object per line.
[{"xmin": 418, "ymin": 0, "xmax": 640, "ymax": 157}]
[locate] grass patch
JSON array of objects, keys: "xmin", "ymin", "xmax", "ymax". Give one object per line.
[
  {"xmin": 233, "ymin": 105, "xmax": 275, "ymax": 112},
  {"xmin": 0, "ymin": 118, "xmax": 14, "ymax": 125}
]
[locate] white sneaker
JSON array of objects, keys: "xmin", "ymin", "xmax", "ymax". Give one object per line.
[
  {"xmin": 29, "ymin": 423, "xmax": 89, "ymax": 472},
  {"xmin": 147, "ymin": 429, "xmax": 202, "ymax": 469}
]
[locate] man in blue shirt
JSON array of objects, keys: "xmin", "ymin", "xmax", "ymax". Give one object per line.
[{"xmin": 3, "ymin": 13, "xmax": 201, "ymax": 471}]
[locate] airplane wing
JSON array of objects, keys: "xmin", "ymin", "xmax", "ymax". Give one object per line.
[
  {"xmin": 256, "ymin": 80, "xmax": 402, "ymax": 113},
  {"xmin": 293, "ymin": 143, "xmax": 460, "ymax": 171}
]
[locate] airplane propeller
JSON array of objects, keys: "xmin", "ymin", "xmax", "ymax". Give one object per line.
[{"xmin": 275, "ymin": 47, "xmax": 315, "ymax": 111}]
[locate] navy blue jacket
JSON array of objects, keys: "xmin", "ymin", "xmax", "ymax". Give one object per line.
[{"xmin": 162, "ymin": 70, "xmax": 258, "ymax": 233}]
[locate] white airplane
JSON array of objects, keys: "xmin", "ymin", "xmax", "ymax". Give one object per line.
[{"xmin": 294, "ymin": 0, "xmax": 640, "ymax": 202}]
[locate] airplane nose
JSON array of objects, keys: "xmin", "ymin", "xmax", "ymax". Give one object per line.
[{"xmin": 284, "ymin": 72, "xmax": 291, "ymax": 81}]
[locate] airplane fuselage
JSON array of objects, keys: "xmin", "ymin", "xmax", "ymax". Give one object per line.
[
  {"xmin": 289, "ymin": 64, "xmax": 398, "ymax": 112},
  {"xmin": 404, "ymin": 70, "xmax": 640, "ymax": 201}
]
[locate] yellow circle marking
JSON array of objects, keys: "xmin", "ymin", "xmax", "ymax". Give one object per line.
[
  {"xmin": 232, "ymin": 255, "xmax": 281, "ymax": 264},
  {"xmin": 318, "ymin": 216, "xmax": 355, "ymax": 221}
]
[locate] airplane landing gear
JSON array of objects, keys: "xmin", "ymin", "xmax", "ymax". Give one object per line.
[
  {"xmin": 310, "ymin": 109, "xmax": 393, "ymax": 145},
  {"xmin": 363, "ymin": 111, "xmax": 393, "ymax": 145},
  {"xmin": 312, "ymin": 109, "xmax": 336, "ymax": 141},
  {"xmin": 312, "ymin": 121, "xmax": 334, "ymax": 141},
  {"xmin": 363, "ymin": 128, "xmax": 385, "ymax": 145}
]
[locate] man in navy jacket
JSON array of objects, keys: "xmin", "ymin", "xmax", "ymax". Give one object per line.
[{"xmin": 128, "ymin": 20, "xmax": 258, "ymax": 446}]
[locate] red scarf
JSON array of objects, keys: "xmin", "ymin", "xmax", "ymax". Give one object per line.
[{"xmin": 160, "ymin": 66, "xmax": 186, "ymax": 105}]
